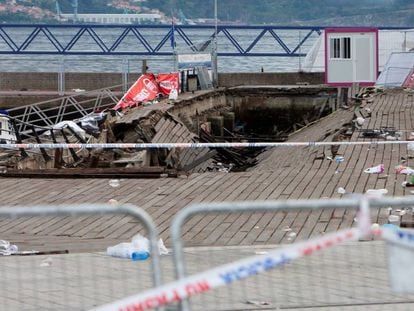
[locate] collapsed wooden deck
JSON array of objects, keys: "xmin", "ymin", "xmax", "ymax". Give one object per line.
[{"xmin": 0, "ymin": 88, "xmax": 413, "ymax": 252}]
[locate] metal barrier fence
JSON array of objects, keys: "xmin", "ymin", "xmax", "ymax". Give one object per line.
[
  {"xmin": 167, "ymin": 197, "xmax": 414, "ymax": 310},
  {"xmin": 0, "ymin": 204, "xmax": 162, "ymax": 311}
]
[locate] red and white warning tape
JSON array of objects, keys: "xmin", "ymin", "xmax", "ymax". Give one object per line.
[{"xmin": 91, "ymin": 227, "xmax": 365, "ymax": 311}]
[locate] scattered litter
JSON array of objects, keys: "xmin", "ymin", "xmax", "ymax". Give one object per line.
[
  {"xmin": 326, "ymin": 156, "xmax": 333, "ymax": 161},
  {"xmin": 396, "ymin": 165, "xmax": 414, "ymax": 175},
  {"xmin": 356, "ymin": 117, "xmax": 365, "ymax": 126},
  {"xmin": 255, "ymin": 251, "xmax": 268, "ymax": 255},
  {"xmin": 108, "ymin": 199, "xmax": 119, "ymax": 206},
  {"xmin": 366, "ymin": 189, "xmax": 388, "ymax": 196},
  {"xmin": 254, "ymin": 226, "xmax": 260, "ymax": 229},
  {"xmin": 109, "ymin": 179, "xmax": 121, "ymax": 188},
  {"xmin": 386, "ymin": 135, "xmax": 397, "ymax": 141},
  {"xmin": 364, "ymin": 164, "xmax": 384, "ymax": 174},
  {"xmin": 287, "ymin": 232, "xmax": 297, "ymax": 238},
  {"xmin": 0, "ymin": 240, "xmax": 18, "ymax": 256},
  {"xmin": 353, "ymin": 217, "xmax": 358, "ymax": 223},
  {"xmin": 388, "ymin": 215, "xmax": 400, "ymax": 223},
  {"xmin": 106, "ymin": 234, "xmax": 168, "ymax": 260},
  {"xmin": 400, "ymin": 210, "xmax": 407, "ymax": 216},
  {"xmin": 371, "ymin": 223, "xmax": 380, "ymax": 230},
  {"xmin": 335, "ymin": 156, "xmax": 345, "ymax": 164},
  {"xmin": 282, "ymin": 227, "xmax": 292, "ymax": 232},
  {"xmin": 40, "ymin": 257, "xmax": 53, "ymax": 267},
  {"xmin": 337, "ymin": 187, "xmax": 346, "ymax": 194},
  {"xmin": 360, "ymin": 127, "xmax": 399, "ymax": 139},
  {"xmin": 245, "ymin": 300, "xmax": 271, "ymax": 306},
  {"xmin": 72, "ymin": 88, "xmax": 85, "ymax": 92}
]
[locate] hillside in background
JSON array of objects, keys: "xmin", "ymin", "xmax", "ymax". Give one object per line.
[{"xmin": 0, "ymin": 0, "xmax": 413, "ymax": 25}]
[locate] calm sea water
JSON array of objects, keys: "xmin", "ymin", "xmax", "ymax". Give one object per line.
[{"xmin": 0, "ymin": 28, "xmax": 319, "ymax": 73}]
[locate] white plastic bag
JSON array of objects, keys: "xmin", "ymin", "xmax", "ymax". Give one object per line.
[
  {"xmin": 106, "ymin": 234, "xmax": 168, "ymax": 259},
  {"xmin": 169, "ymin": 88, "xmax": 178, "ymax": 100}
]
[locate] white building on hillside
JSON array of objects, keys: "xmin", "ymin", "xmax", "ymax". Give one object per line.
[{"xmin": 60, "ymin": 13, "xmax": 162, "ymax": 24}]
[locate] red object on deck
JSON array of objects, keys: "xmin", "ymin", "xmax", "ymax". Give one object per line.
[
  {"xmin": 403, "ymin": 68, "xmax": 414, "ymax": 88},
  {"xmin": 157, "ymin": 73, "xmax": 180, "ymax": 96},
  {"xmin": 114, "ymin": 74, "xmax": 159, "ymax": 110}
]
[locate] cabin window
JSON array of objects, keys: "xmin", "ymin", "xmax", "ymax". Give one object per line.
[{"xmin": 330, "ymin": 37, "xmax": 351, "ymax": 59}]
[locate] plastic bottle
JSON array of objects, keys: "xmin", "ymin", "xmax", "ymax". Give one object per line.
[{"xmin": 131, "ymin": 251, "xmax": 150, "ymax": 261}]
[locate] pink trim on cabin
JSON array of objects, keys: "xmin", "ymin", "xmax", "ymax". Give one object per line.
[{"xmin": 324, "ymin": 27, "xmax": 379, "ymax": 86}]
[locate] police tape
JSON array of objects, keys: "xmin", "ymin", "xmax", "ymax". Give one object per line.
[
  {"xmin": 378, "ymin": 226, "xmax": 414, "ymax": 249},
  {"xmin": 2, "ymin": 140, "xmax": 414, "ymax": 149},
  {"xmin": 91, "ymin": 227, "xmax": 363, "ymax": 311}
]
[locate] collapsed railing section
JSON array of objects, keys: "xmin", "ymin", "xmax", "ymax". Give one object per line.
[
  {"xmin": 0, "ymin": 204, "xmax": 162, "ymax": 311},
  {"xmin": 7, "ymin": 85, "xmax": 123, "ymax": 135}
]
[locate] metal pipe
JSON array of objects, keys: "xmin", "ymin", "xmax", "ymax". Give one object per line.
[
  {"xmin": 171, "ymin": 196, "xmax": 414, "ymax": 281},
  {"xmin": 0, "ymin": 204, "xmax": 163, "ymax": 288}
]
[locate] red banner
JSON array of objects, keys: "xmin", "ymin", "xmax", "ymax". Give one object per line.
[
  {"xmin": 403, "ymin": 69, "xmax": 414, "ymax": 88},
  {"xmin": 157, "ymin": 73, "xmax": 180, "ymax": 96},
  {"xmin": 114, "ymin": 74, "xmax": 159, "ymax": 110}
]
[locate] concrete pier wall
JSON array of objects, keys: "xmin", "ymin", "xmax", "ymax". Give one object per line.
[
  {"xmin": 0, "ymin": 72, "xmax": 326, "ymax": 109},
  {"xmin": 0, "ymin": 72, "xmax": 324, "ymax": 92}
]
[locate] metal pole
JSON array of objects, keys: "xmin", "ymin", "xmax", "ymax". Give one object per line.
[
  {"xmin": 58, "ymin": 57, "xmax": 65, "ymax": 96},
  {"xmin": 0, "ymin": 204, "xmax": 163, "ymax": 287},
  {"xmin": 212, "ymin": 0, "xmax": 218, "ymax": 87}
]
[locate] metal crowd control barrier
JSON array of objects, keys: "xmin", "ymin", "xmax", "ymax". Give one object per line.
[
  {"xmin": 168, "ymin": 197, "xmax": 414, "ymax": 311},
  {"xmin": 0, "ymin": 204, "xmax": 162, "ymax": 311}
]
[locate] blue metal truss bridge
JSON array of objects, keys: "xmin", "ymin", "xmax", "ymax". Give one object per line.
[
  {"xmin": 0, "ymin": 24, "xmax": 327, "ymax": 57},
  {"xmin": 0, "ymin": 24, "xmax": 410, "ymax": 58}
]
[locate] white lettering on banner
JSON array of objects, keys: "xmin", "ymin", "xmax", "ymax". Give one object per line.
[
  {"xmin": 159, "ymin": 81, "xmax": 177, "ymax": 90},
  {"xmin": 142, "ymin": 78, "xmax": 158, "ymax": 92},
  {"xmin": 133, "ymin": 89, "xmax": 151, "ymax": 102}
]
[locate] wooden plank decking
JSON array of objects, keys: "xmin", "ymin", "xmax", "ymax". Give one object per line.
[{"xmin": 1, "ymin": 89, "xmax": 413, "ymax": 252}]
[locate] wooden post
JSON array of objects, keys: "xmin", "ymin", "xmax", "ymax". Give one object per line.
[
  {"xmin": 207, "ymin": 116, "xmax": 224, "ymax": 137},
  {"xmin": 222, "ymin": 112, "xmax": 235, "ymax": 132}
]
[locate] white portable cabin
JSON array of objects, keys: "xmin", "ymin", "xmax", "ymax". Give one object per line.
[
  {"xmin": 0, "ymin": 114, "xmax": 16, "ymax": 144},
  {"xmin": 325, "ymin": 28, "xmax": 379, "ymax": 86}
]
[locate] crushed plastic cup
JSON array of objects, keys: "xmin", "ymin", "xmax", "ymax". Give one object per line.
[
  {"xmin": 108, "ymin": 199, "xmax": 119, "ymax": 206},
  {"xmin": 388, "ymin": 215, "xmax": 400, "ymax": 223},
  {"xmin": 287, "ymin": 232, "xmax": 297, "ymax": 238},
  {"xmin": 335, "ymin": 156, "xmax": 345, "ymax": 164},
  {"xmin": 337, "ymin": 187, "xmax": 346, "ymax": 194},
  {"xmin": 109, "ymin": 179, "xmax": 120, "ymax": 188}
]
